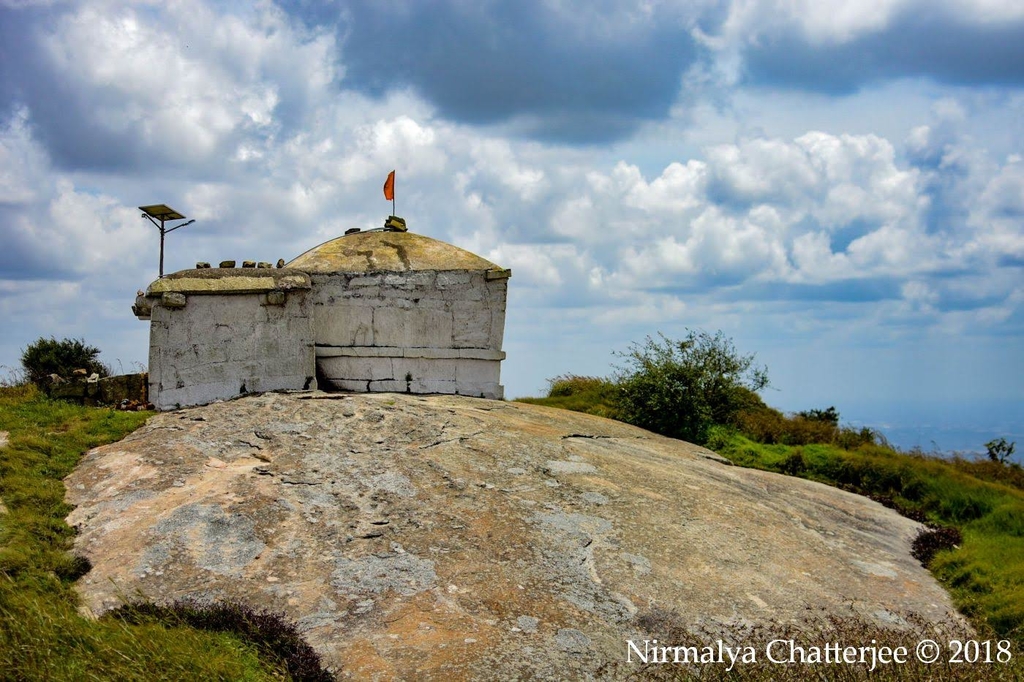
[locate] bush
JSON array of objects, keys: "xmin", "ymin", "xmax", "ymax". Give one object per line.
[
  {"xmin": 733, "ymin": 403, "xmax": 879, "ymax": 449},
  {"xmin": 614, "ymin": 330, "xmax": 769, "ymax": 445},
  {"xmin": 20, "ymin": 337, "xmax": 108, "ymax": 388},
  {"xmin": 912, "ymin": 526, "xmax": 963, "ymax": 566},
  {"xmin": 797, "ymin": 406, "xmax": 839, "ymax": 426},
  {"xmin": 985, "ymin": 438, "xmax": 1017, "ymax": 465},
  {"xmin": 517, "ymin": 374, "xmax": 621, "ymax": 419}
]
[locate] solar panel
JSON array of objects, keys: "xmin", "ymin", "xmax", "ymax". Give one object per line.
[{"xmin": 139, "ymin": 204, "xmax": 186, "ymax": 221}]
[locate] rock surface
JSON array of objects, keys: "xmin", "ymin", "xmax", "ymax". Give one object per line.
[{"xmin": 66, "ymin": 392, "xmax": 962, "ymax": 679}]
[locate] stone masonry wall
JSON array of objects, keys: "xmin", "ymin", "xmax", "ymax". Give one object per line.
[
  {"xmin": 310, "ymin": 270, "xmax": 508, "ymax": 398},
  {"xmin": 148, "ymin": 290, "xmax": 315, "ymax": 410}
]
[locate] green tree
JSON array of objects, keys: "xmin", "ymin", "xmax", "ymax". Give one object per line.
[
  {"xmin": 614, "ymin": 330, "xmax": 769, "ymax": 445},
  {"xmin": 985, "ymin": 437, "xmax": 1016, "ymax": 465},
  {"xmin": 20, "ymin": 337, "xmax": 108, "ymax": 388}
]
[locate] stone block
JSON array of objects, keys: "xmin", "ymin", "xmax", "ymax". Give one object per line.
[
  {"xmin": 369, "ymin": 379, "xmax": 411, "ymax": 393},
  {"xmin": 456, "ymin": 359, "xmax": 500, "ymax": 386},
  {"xmin": 402, "ymin": 347, "xmax": 461, "ymax": 359},
  {"xmin": 393, "ymin": 358, "xmax": 457, "ymax": 382},
  {"xmin": 435, "ymin": 271, "xmax": 473, "ymax": 288},
  {"xmin": 97, "ymin": 373, "xmax": 149, "ymax": 404},
  {"xmin": 410, "ymin": 378, "xmax": 458, "ymax": 394},
  {"xmin": 456, "ymin": 382, "xmax": 504, "ymax": 399},
  {"xmin": 349, "ymin": 275, "xmax": 383, "ymax": 287},
  {"xmin": 452, "ymin": 307, "xmax": 491, "ymax": 348},
  {"xmin": 326, "ymin": 379, "xmax": 371, "ymax": 392},
  {"xmin": 491, "ymin": 308, "xmax": 507, "ymax": 348},
  {"xmin": 374, "ymin": 308, "xmax": 453, "ymax": 348},
  {"xmin": 485, "ymin": 268, "xmax": 512, "ymax": 280},
  {"xmin": 384, "ymin": 272, "xmax": 435, "ymax": 289},
  {"xmin": 440, "ymin": 284, "xmax": 484, "ymax": 302},
  {"xmin": 162, "ymin": 292, "xmax": 187, "ymax": 309},
  {"xmin": 317, "ymin": 346, "xmax": 393, "ymax": 358},
  {"xmin": 315, "ymin": 305, "xmax": 373, "ymax": 346},
  {"xmin": 318, "ymin": 356, "xmax": 394, "ymax": 382}
]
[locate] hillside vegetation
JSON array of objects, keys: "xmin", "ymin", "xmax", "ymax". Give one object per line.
[
  {"xmin": 0, "ymin": 384, "xmax": 328, "ymax": 681},
  {"xmin": 517, "ymin": 332, "xmax": 1024, "ymax": 644}
]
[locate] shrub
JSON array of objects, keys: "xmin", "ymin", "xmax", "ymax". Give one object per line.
[
  {"xmin": 912, "ymin": 525, "xmax": 963, "ymax": 566},
  {"xmin": 733, "ymin": 405, "xmax": 788, "ymax": 444},
  {"xmin": 20, "ymin": 337, "xmax": 108, "ymax": 388},
  {"xmin": 734, "ymin": 406, "xmax": 848, "ymax": 446},
  {"xmin": 614, "ymin": 330, "xmax": 769, "ymax": 445},
  {"xmin": 779, "ymin": 449, "xmax": 806, "ymax": 476},
  {"xmin": 950, "ymin": 456, "xmax": 1024, "ymax": 491},
  {"xmin": 547, "ymin": 374, "xmax": 611, "ymax": 398},
  {"xmin": 836, "ymin": 425, "xmax": 879, "ymax": 449},
  {"xmin": 797, "ymin": 406, "xmax": 839, "ymax": 426},
  {"xmin": 985, "ymin": 438, "xmax": 1016, "ymax": 465},
  {"xmin": 514, "ymin": 374, "xmax": 621, "ymax": 419}
]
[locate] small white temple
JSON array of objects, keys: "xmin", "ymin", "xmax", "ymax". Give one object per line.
[{"xmin": 134, "ymin": 227, "xmax": 510, "ymax": 410}]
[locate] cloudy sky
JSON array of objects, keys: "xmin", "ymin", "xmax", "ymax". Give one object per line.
[{"xmin": 1, "ymin": 0, "xmax": 1021, "ymax": 450}]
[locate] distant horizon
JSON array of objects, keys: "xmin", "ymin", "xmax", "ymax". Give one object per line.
[
  {"xmin": 507, "ymin": 376, "xmax": 1023, "ymax": 458},
  {"xmin": 7, "ymin": 343, "xmax": 1019, "ymax": 459}
]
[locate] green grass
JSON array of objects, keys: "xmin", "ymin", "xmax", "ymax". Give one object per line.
[
  {"xmin": 516, "ymin": 374, "xmax": 621, "ymax": 420},
  {"xmin": 0, "ymin": 384, "xmax": 299, "ymax": 681}
]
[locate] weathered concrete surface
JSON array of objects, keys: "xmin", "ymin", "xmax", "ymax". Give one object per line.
[
  {"xmin": 146, "ymin": 287, "xmax": 315, "ymax": 411},
  {"xmin": 66, "ymin": 393, "xmax": 964, "ymax": 679},
  {"xmin": 287, "ymin": 231, "xmax": 503, "ymax": 273},
  {"xmin": 147, "ymin": 268, "xmax": 312, "ymax": 295},
  {"xmin": 298, "ymin": 233, "xmax": 510, "ymax": 398}
]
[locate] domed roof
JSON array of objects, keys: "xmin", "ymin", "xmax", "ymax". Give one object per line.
[{"xmin": 286, "ymin": 230, "xmax": 501, "ymax": 274}]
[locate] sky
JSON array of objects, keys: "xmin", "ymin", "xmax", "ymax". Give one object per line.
[{"xmin": 1, "ymin": 0, "xmax": 1021, "ymax": 453}]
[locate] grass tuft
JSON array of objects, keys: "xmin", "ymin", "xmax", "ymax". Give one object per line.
[{"xmin": 108, "ymin": 600, "xmax": 332, "ymax": 682}]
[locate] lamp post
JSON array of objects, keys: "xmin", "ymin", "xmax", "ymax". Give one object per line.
[{"xmin": 140, "ymin": 204, "xmax": 195, "ymax": 277}]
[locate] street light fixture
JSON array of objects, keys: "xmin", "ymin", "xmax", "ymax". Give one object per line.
[{"xmin": 140, "ymin": 204, "xmax": 195, "ymax": 277}]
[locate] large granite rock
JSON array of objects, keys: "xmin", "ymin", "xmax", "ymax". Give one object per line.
[{"xmin": 65, "ymin": 392, "xmax": 963, "ymax": 679}]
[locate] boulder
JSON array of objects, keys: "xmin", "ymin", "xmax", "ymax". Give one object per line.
[{"xmin": 65, "ymin": 392, "xmax": 966, "ymax": 678}]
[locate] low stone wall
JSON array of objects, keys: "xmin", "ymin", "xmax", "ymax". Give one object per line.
[{"xmin": 47, "ymin": 372, "xmax": 149, "ymax": 408}]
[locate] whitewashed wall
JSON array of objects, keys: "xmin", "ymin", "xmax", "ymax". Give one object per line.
[
  {"xmin": 147, "ymin": 289, "xmax": 315, "ymax": 410},
  {"xmin": 310, "ymin": 270, "xmax": 509, "ymax": 398}
]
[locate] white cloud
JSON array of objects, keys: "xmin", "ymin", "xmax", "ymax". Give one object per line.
[
  {"xmin": 0, "ymin": 108, "xmax": 48, "ymax": 204},
  {"xmin": 718, "ymin": 0, "xmax": 1024, "ymax": 45},
  {"xmin": 0, "ymin": 0, "xmax": 1021, "ymax": 421},
  {"xmin": 38, "ymin": 0, "xmax": 335, "ymax": 166}
]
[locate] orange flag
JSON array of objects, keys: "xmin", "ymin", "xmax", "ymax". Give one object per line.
[{"xmin": 383, "ymin": 170, "xmax": 395, "ymax": 201}]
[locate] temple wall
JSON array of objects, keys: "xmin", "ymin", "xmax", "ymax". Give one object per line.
[
  {"xmin": 310, "ymin": 270, "xmax": 508, "ymax": 399},
  {"xmin": 147, "ymin": 290, "xmax": 315, "ymax": 410}
]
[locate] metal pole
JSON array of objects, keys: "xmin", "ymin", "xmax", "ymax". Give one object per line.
[{"xmin": 159, "ymin": 219, "xmax": 166, "ymax": 277}]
